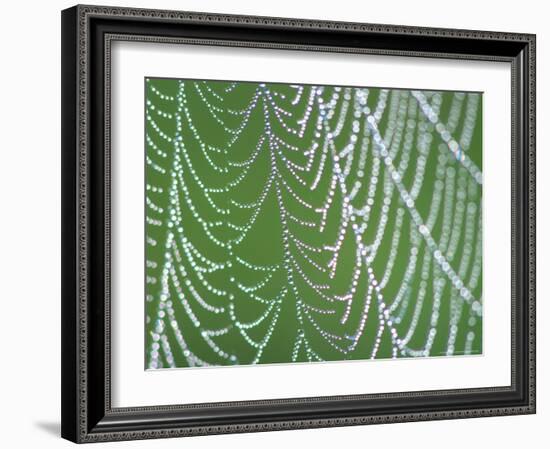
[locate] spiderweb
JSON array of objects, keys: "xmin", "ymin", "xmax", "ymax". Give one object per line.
[{"xmin": 145, "ymin": 78, "xmax": 483, "ymax": 368}]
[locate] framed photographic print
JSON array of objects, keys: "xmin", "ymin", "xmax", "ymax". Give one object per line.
[{"xmin": 61, "ymin": 4, "xmax": 536, "ymax": 443}]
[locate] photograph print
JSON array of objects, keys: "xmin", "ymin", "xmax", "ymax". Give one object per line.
[{"xmin": 144, "ymin": 78, "xmax": 483, "ymax": 369}]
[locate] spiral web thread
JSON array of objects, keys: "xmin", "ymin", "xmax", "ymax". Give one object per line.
[{"xmin": 145, "ymin": 78, "xmax": 483, "ymax": 368}]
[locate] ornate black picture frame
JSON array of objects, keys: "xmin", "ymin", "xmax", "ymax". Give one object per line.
[{"xmin": 61, "ymin": 4, "xmax": 536, "ymax": 443}]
